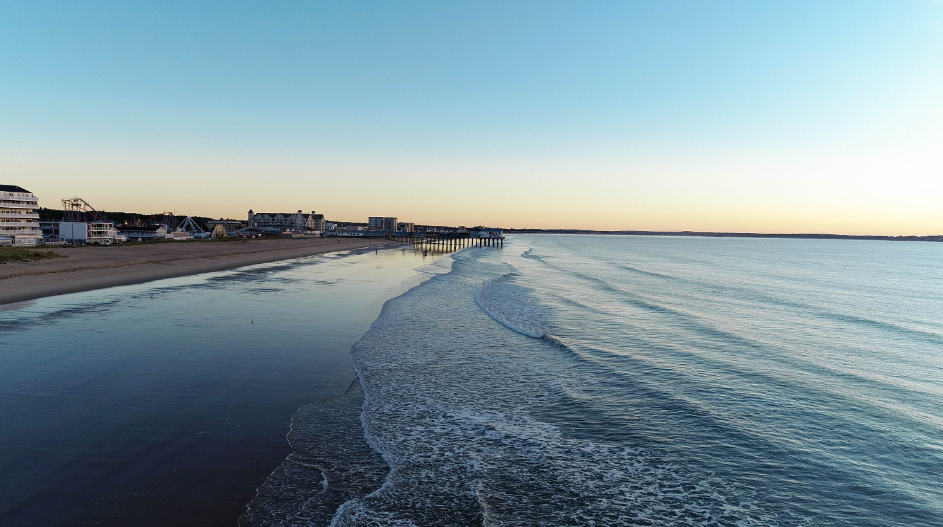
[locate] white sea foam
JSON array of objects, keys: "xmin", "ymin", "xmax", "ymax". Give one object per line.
[
  {"xmin": 246, "ymin": 234, "xmax": 941, "ymax": 526},
  {"xmin": 331, "ymin": 247, "xmax": 778, "ymax": 526},
  {"xmin": 414, "ymin": 252, "xmax": 456, "ymax": 276}
]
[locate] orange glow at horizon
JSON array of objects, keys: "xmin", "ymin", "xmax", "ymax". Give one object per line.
[{"xmin": 8, "ymin": 144, "xmax": 942, "ymax": 237}]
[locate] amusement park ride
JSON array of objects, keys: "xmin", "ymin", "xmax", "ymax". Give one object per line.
[
  {"xmin": 59, "ymin": 197, "xmax": 208, "ymax": 238},
  {"xmin": 61, "ymin": 197, "xmax": 108, "ymax": 222}
]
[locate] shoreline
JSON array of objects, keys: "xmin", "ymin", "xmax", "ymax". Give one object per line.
[
  {"xmin": 0, "ymin": 243, "xmax": 429, "ymax": 526},
  {"xmin": 0, "ymin": 238, "xmax": 400, "ymax": 306}
]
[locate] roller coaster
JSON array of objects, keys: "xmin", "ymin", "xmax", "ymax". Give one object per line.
[
  {"xmin": 60, "ymin": 197, "xmax": 207, "ymax": 238},
  {"xmin": 61, "ymin": 197, "xmax": 109, "ymax": 222}
]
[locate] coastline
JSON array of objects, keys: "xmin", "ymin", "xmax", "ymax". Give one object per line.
[
  {"xmin": 0, "ymin": 243, "xmax": 433, "ymax": 526},
  {"xmin": 0, "ymin": 238, "xmax": 399, "ymax": 306}
]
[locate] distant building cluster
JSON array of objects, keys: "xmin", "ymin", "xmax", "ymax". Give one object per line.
[
  {"xmin": 0, "ymin": 185, "xmax": 326, "ymax": 247},
  {"xmin": 3, "ymin": 181, "xmax": 502, "ymax": 249}
]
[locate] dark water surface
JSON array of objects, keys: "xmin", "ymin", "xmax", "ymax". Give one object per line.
[
  {"xmin": 5, "ymin": 236, "xmax": 943, "ymax": 526},
  {"xmin": 0, "ymin": 246, "xmax": 441, "ymax": 526},
  {"xmin": 248, "ymin": 235, "xmax": 943, "ymax": 526}
]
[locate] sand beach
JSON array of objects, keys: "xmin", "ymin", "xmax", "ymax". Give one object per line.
[{"xmin": 0, "ymin": 237, "xmax": 397, "ymax": 305}]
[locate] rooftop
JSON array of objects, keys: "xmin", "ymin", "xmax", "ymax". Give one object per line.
[
  {"xmin": 252, "ymin": 212, "xmax": 314, "ymax": 217},
  {"xmin": 117, "ymin": 225, "xmax": 166, "ymax": 232},
  {"xmin": 0, "ymin": 185, "xmax": 31, "ymax": 193}
]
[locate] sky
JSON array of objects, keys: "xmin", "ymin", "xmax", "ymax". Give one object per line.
[{"xmin": 1, "ymin": 1, "xmax": 941, "ymax": 235}]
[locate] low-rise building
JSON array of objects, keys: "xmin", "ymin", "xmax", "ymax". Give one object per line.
[
  {"xmin": 338, "ymin": 225, "xmax": 365, "ymax": 237},
  {"xmin": 206, "ymin": 219, "xmax": 245, "ymax": 232},
  {"xmin": 165, "ymin": 231, "xmax": 193, "ymax": 241},
  {"xmin": 87, "ymin": 222, "xmax": 123, "ymax": 244},
  {"xmin": 117, "ymin": 225, "xmax": 168, "ymax": 242},
  {"xmin": 39, "ymin": 221, "xmax": 62, "ymax": 244},
  {"xmin": 396, "ymin": 222, "xmax": 415, "ymax": 233},
  {"xmin": 50, "ymin": 221, "xmax": 124, "ymax": 245},
  {"xmin": 468, "ymin": 226, "xmax": 504, "ymax": 239},
  {"xmin": 0, "ymin": 184, "xmax": 42, "ymax": 246}
]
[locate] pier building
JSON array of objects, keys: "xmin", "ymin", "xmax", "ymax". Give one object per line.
[{"xmin": 469, "ymin": 227, "xmax": 504, "ymax": 239}]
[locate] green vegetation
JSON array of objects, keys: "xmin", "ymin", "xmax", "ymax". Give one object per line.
[{"xmin": 0, "ymin": 247, "xmax": 66, "ymax": 264}]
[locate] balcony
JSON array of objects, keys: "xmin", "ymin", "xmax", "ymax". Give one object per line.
[
  {"xmin": 0, "ymin": 192, "xmax": 38, "ymax": 201},
  {"xmin": 0, "ymin": 229, "xmax": 42, "ymax": 236},
  {"xmin": 0, "ymin": 203, "xmax": 39, "ymax": 209},
  {"xmin": 0, "ymin": 212, "xmax": 39, "ymax": 219}
]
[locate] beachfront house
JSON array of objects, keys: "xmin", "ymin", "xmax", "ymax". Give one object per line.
[
  {"xmin": 0, "ymin": 184, "xmax": 42, "ymax": 246},
  {"xmin": 117, "ymin": 225, "xmax": 168, "ymax": 242},
  {"xmin": 338, "ymin": 226, "xmax": 365, "ymax": 237}
]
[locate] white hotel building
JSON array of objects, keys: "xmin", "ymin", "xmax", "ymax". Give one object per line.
[{"xmin": 0, "ymin": 185, "xmax": 42, "ymax": 246}]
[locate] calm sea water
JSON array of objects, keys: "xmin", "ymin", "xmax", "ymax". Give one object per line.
[{"xmin": 251, "ymin": 234, "xmax": 943, "ymax": 526}]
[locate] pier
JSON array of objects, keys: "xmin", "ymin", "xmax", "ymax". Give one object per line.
[{"xmin": 392, "ymin": 231, "xmax": 505, "ymax": 252}]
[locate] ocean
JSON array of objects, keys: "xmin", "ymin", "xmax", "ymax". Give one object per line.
[
  {"xmin": 249, "ymin": 234, "xmax": 943, "ymax": 526},
  {"xmin": 3, "ymin": 235, "xmax": 942, "ymax": 526}
]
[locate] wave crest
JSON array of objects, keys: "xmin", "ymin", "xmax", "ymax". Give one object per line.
[{"xmin": 474, "ymin": 274, "xmax": 549, "ymax": 339}]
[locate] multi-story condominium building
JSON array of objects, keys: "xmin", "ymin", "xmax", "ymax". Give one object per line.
[
  {"xmin": 308, "ymin": 213, "xmax": 325, "ymax": 232},
  {"xmin": 396, "ymin": 222, "xmax": 415, "ymax": 233},
  {"xmin": 369, "ymin": 216, "xmax": 398, "ymax": 232},
  {"xmin": 0, "ymin": 185, "xmax": 42, "ymax": 246},
  {"xmin": 248, "ymin": 210, "xmax": 324, "ymax": 232}
]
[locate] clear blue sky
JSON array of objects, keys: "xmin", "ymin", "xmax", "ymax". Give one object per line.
[{"xmin": 2, "ymin": 1, "xmax": 941, "ymax": 233}]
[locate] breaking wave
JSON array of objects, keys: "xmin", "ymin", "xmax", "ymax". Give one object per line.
[
  {"xmin": 246, "ymin": 234, "xmax": 943, "ymax": 526},
  {"xmin": 473, "ymin": 274, "xmax": 549, "ymax": 339},
  {"xmin": 326, "ymin": 247, "xmax": 781, "ymax": 526}
]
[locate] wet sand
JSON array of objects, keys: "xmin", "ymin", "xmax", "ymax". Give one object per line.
[
  {"xmin": 0, "ymin": 244, "xmax": 435, "ymax": 527},
  {"xmin": 0, "ymin": 238, "xmax": 396, "ymax": 305}
]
